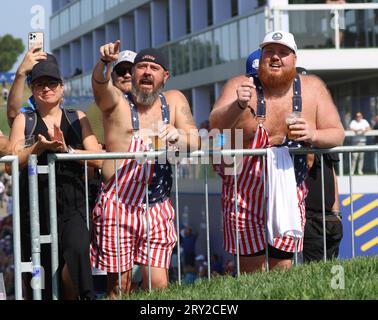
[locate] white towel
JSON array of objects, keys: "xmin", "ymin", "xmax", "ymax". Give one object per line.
[{"xmin": 266, "ymin": 147, "xmax": 303, "ymax": 245}]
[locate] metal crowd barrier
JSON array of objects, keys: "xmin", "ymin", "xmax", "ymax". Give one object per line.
[
  {"xmin": 0, "ymin": 156, "xmax": 20, "ymax": 299},
  {"xmin": 10, "ymin": 145, "xmax": 378, "ymax": 299}
]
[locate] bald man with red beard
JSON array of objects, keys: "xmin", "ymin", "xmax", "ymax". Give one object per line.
[{"xmin": 210, "ymin": 30, "xmax": 344, "ymax": 273}]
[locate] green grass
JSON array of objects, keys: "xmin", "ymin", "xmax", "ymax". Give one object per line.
[
  {"xmin": 121, "ymin": 257, "xmax": 377, "ymax": 300},
  {"xmin": 0, "ymin": 84, "xmax": 31, "ymax": 136},
  {"xmin": 86, "ymin": 102, "xmax": 104, "ymax": 144},
  {"xmin": 0, "ymin": 107, "xmax": 9, "ymax": 136}
]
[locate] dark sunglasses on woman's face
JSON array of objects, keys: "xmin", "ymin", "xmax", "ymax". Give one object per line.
[
  {"xmin": 33, "ymin": 79, "xmax": 61, "ymax": 91},
  {"xmin": 114, "ymin": 65, "xmax": 132, "ymax": 77}
]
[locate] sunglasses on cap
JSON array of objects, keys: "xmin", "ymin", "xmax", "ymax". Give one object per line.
[
  {"xmin": 32, "ymin": 79, "xmax": 61, "ymax": 91},
  {"xmin": 114, "ymin": 65, "xmax": 132, "ymax": 77}
]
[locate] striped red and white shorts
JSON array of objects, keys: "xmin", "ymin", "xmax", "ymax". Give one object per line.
[
  {"xmin": 90, "ymin": 196, "xmax": 177, "ymax": 273},
  {"xmin": 222, "ymin": 186, "xmax": 306, "ymax": 255}
]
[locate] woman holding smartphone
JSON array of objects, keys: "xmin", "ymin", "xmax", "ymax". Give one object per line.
[{"xmin": 8, "ymin": 52, "xmax": 102, "ymax": 300}]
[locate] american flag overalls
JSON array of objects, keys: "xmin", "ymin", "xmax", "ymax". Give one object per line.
[
  {"xmin": 217, "ymin": 75, "xmax": 308, "ymax": 255},
  {"xmin": 91, "ymin": 93, "xmax": 177, "ymax": 272}
]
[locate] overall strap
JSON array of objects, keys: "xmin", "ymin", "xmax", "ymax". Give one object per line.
[
  {"xmin": 125, "ymin": 92, "xmax": 140, "ymax": 131},
  {"xmin": 125, "ymin": 93, "xmax": 171, "ymax": 131},
  {"xmin": 253, "ymin": 73, "xmax": 303, "ymax": 118},
  {"xmin": 159, "ymin": 93, "xmax": 170, "ymax": 124},
  {"xmin": 253, "ymin": 75, "xmax": 266, "ymax": 121},
  {"xmin": 292, "ymin": 74, "xmax": 302, "ymax": 112}
]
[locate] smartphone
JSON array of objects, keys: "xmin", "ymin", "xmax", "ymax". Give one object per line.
[{"xmin": 28, "ymin": 32, "xmax": 44, "ymax": 51}]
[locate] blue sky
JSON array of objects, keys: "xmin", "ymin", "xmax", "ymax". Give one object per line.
[{"xmin": 0, "ymin": 0, "xmax": 52, "ymax": 72}]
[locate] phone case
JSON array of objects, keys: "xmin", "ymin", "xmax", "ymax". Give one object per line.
[{"xmin": 28, "ymin": 32, "xmax": 44, "ymax": 51}]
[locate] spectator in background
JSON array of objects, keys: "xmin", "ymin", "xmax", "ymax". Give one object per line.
[
  {"xmin": 374, "ymin": 115, "xmax": 378, "ymax": 173},
  {"xmin": 195, "ymin": 254, "xmax": 208, "ymax": 280},
  {"xmin": 372, "ymin": 115, "xmax": 378, "ymax": 144},
  {"xmin": 181, "ymin": 226, "xmax": 197, "ymax": 267},
  {"xmin": 303, "ymin": 153, "xmax": 343, "ymax": 262},
  {"xmin": 2, "ymin": 81, "xmax": 9, "ymax": 102},
  {"xmin": 182, "ymin": 264, "xmax": 197, "ymax": 285},
  {"xmin": 8, "ymin": 52, "xmax": 101, "ymax": 300},
  {"xmin": 210, "ymin": 254, "xmax": 224, "ymax": 276},
  {"xmin": 349, "ymin": 112, "xmax": 371, "ymax": 175},
  {"xmin": 295, "ymin": 67, "xmax": 343, "ymax": 262},
  {"xmin": 223, "ymin": 259, "xmax": 236, "ymax": 277},
  {"xmin": 0, "ymin": 180, "xmax": 5, "ymax": 208}
]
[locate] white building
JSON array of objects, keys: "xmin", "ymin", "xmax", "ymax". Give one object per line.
[{"xmin": 50, "ymin": 0, "xmax": 378, "ymax": 129}]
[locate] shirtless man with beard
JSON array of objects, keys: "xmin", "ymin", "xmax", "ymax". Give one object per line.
[
  {"xmin": 209, "ymin": 31, "xmax": 344, "ymax": 273},
  {"xmin": 91, "ymin": 42, "xmax": 199, "ymax": 297}
]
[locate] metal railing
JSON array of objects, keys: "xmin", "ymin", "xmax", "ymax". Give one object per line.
[
  {"xmin": 0, "ymin": 156, "xmax": 20, "ymax": 299},
  {"xmin": 6, "ymin": 145, "xmax": 378, "ymax": 299}
]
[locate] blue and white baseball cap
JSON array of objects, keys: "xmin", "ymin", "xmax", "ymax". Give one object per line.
[
  {"xmin": 245, "ymin": 48, "xmax": 261, "ymax": 76},
  {"xmin": 112, "ymin": 50, "xmax": 137, "ymax": 69},
  {"xmin": 260, "ymin": 30, "xmax": 297, "ymax": 54}
]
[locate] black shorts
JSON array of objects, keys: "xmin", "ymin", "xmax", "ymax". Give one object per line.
[
  {"xmin": 242, "ymin": 245, "xmax": 294, "ymax": 260},
  {"xmin": 303, "ymin": 213, "xmax": 343, "ymax": 262}
]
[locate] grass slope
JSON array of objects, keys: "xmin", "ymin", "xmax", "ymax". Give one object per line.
[
  {"xmin": 123, "ymin": 257, "xmax": 377, "ymax": 300},
  {"xmin": 0, "ymin": 84, "xmax": 31, "ymax": 136}
]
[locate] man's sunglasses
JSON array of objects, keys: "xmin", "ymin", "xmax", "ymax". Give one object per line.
[
  {"xmin": 114, "ymin": 65, "xmax": 132, "ymax": 77},
  {"xmin": 32, "ymin": 79, "xmax": 61, "ymax": 91}
]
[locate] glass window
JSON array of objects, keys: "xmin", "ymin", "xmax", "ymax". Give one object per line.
[
  {"xmin": 182, "ymin": 39, "xmax": 191, "ymax": 74},
  {"xmin": 231, "ymin": 0, "xmax": 238, "ymax": 17},
  {"xmin": 214, "ymin": 28, "xmax": 222, "ymax": 65},
  {"xmin": 93, "ymin": 0, "xmax": 105, "ymax": 17},
  {"xmin": 51, "ymin": 15, "xmax": 60, "ymax": 40},
  {"xmin": 60, "ymin": 9, "xmax": 70, "ymax": 35},
  {"xmin": 81, "ymin": 0, "xmax": 92, "ymax": 23},
  {"xmin": 70, "ymin": 2, "xmax": 80, "ymax": 30},
  {"xmin": 170, "ymin": 45, "xmax": 178, "ymax": 76},
  {"xmin": 239, "ymin": 18, "xmax": 249, "ymax": 57},
  {"xmin": 106, "ymin": 0, "xmax": 119, "ymax": 10},
  {"xmin": 191, "ymin": 36, "xmax": 199, "ymax": 71},
  {"xmin": 186, "ymin": 0, "xmax": 191, "ymax": 34},
  {"xmin": 229, "ymin": 22, "xmax": 238, "ymax": 61},
  {"xmin": 207, "ymin": 0, "xmax": 213, "ymax": 26},
  {"xmin": 166, "ymin": 2, "xmax": 170, "ymax": 42},
  {"xmin": 289, "ymin": 10, "xmax": 334, "ymax": 49},
  {"xmin": 221, "ymin": 25, "xmax": 230, "ymax": 62}
]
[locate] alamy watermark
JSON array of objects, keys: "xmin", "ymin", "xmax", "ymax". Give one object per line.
[
  {"xmin": 137, "ymin": 128, "xmax": 246, "ymax": 175},
  {"xmin": 330, "ymin": 9, "xmax": 346, "ymax": 30},
  {"xmin": 31, "ymin": 265, "xmax": 45, "ymax": 290},
  {"xmin": 31, "ymin": 5, "xmax": 45, "ymax": 30},
  {"xmin": 330, "ymin": 265, "xmax": 345, "ymax": 290}
]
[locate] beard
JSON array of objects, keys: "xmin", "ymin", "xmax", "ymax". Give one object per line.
[
  {"xmin": 131, "ymin": 77, "xmax": 163, "ymax": 106},
  {"xmin": 258, "ymin": 64, "xmax": 297, "ymax": 91}
]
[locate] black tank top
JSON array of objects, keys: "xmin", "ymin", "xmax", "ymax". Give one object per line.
[{"xmin": 20, "ymin": 110, "xmax": 86, "ymax": 231}]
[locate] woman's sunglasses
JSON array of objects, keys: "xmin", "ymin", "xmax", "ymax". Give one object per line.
[{"xmin": 32, "ymin": 79, "xmax": 61, "ymax": 91}]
